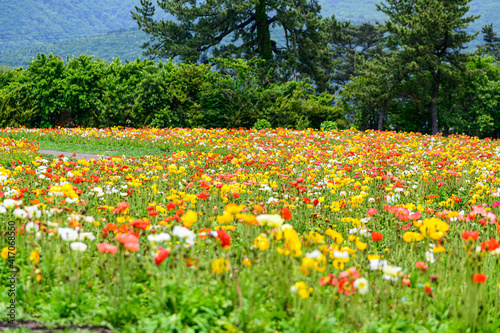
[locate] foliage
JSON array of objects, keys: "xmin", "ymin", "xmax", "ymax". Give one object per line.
[
  {"xmin": 253, "ymin": 119, "xmax": 272, "ymax": 130},
  {"xmin": 0, "ymin": 54, "xmax": 345, "ymax": 130},
  {"xmin": 131, "ymin": 0, "xmax": 338, "ymax": 91},
  {"xmin": 319, "ymin": 120, "xmax": 337, "ymax": 131}
]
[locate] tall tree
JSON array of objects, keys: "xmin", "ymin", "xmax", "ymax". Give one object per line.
[
  {"xmin": 377, "ymin": 0, "xmax": 480, "ymax": 135},
  {"xmin": 330, "ymin": 21, "xmax": 386, "ymax": 88},
  {"xmin": 131, "ymin": 0, "xmax": 337, "ymax": 90},
  {"xmin": 478, "ymin": 24, "xmax": 500, "ymax": 61}
]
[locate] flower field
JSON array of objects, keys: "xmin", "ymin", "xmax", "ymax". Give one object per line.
[{"xmin": 1, "ymin": 127, "xmax": 500, "ymax": 332}]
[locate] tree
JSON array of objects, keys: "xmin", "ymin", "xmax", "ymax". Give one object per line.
[
  {"xmin": 330, "ymin": 21, "xmax": 386, "ymax": 89},
  {"xmin": 377, "ymin": 0, "xmax": 480, "ymax": 135},
  {"xmin": 131, "ymin": 0, "xmax": 337, "ymax": 90},
  {"xmin": 478, "ymin": 24, "xmax": 500, "ymax": 61}
]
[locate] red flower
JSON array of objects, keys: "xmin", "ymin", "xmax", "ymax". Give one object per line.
[
  {"xmin": 155, "ymin": 247, "xmax": 170, "ymax": 266},
  {"xmin": 304, "ymin": 198, "xmax": 311, "ymax": 204},
  {"xmin": 480, "ymin": 238, "xmax": 500, "ymax": 252},
  {"xmin": 282, "ymin": 207, "xmax": 292, "ymax": 220},
  {"xmin": 116, "ymin": 233, "xmax": 140, "ymax": 252},
  {"xmin": 415, "ymin": 261, "xmax": 428, "ymax": 272},
  {"xmin": 462, "ymin": 230, "xmax": 479, "ymax": 241},
  {"xmin": 130, "ymin": 219, "xmax": 148, "ymax": 230},
  {"xmin": 216, "ymin": 229, "xmax": 231, "ymax": 249},
  {"xmin": 338, "ymin": 278, "xmax": 354, "ymax": 295},
  {"xmin": 371, "ymin": 232, "xmax": 383, "ymax": 242},
  {"xmin": 367, "ymin": 208, "xmax": 378, "ymax": 216},
  {"xmin": 472, "ymin": 273, "xmax": 487, "ymax": 284},
  {"xmin": 197, "ymin": 192, "xmax": 210, "ymax": 199},
  {"xmin": 166, "ymin": 202, "xmax": 176, "ymax": 210}
]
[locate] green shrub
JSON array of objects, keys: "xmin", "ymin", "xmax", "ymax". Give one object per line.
[
  {"xmin": 253, "ymin": 119, "xmax": 272, "ymax": 130},
  {"xmin": 320, "ymin": 120, "xmax": 338, "ymax": 131}
]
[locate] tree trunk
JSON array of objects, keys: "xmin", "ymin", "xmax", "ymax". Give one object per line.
[
  {"xmin": 430, "ymin": 70, "xmax": 441, "ymax": 135},
  {"xmin": 256, "ymin": 0, "xmax": 272, "ymax": 61},
  {"xmin": 378, "ymin": 102, "xmax": 387, "ymax": 131}
]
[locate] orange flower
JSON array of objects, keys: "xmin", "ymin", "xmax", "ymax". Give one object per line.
[
  {"xmin": 282, "ymin": 207, "xmax": 292, "ymax": 220},
  {"xmin": 472, "ymin": 273, "xmax": 487, "ymax": 284}
]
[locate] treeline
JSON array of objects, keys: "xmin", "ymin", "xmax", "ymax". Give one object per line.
[{"xmin": 0, "ymin": 54, "xmax": 343, "ymax": 130}]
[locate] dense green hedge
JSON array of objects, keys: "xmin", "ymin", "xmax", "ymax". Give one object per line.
[{"xmin": 0, "ymin": 54, "xmax": 345, "ymax": 129}]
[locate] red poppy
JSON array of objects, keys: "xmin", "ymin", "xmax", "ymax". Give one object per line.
[
  {"xmin": 304, "ymin": 198, "xmax": 311, "ymax": 204},
  {"xmin": 415, "ymin": 261, "xmax": 428, "ymax": 272},
  {"xmin": 155, "ymin": 247, "xmax": 170, "ymax": 266},
  {"xmin": 480, "ymin": 238, "xmax": 499, "ymax": 252},
  {"xmin": 472, "ymin": 273, "xmax": 487, "ymax": 284},
  {"xmin": 371, "ymin": 232, "xmax": 384, "ymax": 242},
  {"xmin": 338, "ymin": 278, "xmax": 354, "ymax": 295},
  {"xmin": 216, "ymin": 229, "xmax": 231, "ymax": 249},
  {"xmin": 462, "ymin": 230, "xmax": 479, "ymax": 241},
  {"xmin": 130, "ymin": 219, "xmax": 148, "ymax": 230},
  {"xmin": 197, "ymin": 192, "xmax": 210, "ymax": 199},
  {"xmin": 282, "ymin": 207, "xmax": 292, "ymax": 220}
]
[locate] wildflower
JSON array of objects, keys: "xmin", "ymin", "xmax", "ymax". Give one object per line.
[
  {"xmin": 211, "ymin": 258, "xmax": 230, "ymax": 274},
  {"xmin": 147, "ymin": 233, "xmax": 171, "ymax": 242},
  {"xmin": 367, "ymin": 208, "xmax": 378, "ymax": 216},
  {"xmin": 1, "ymin": 247, "xmax": 16, "ymax": 259},
  {"xmin": 282, "ymin": 207, "xmax": 293, "ymax": 220},
  {"xmin": 58, "ymin": 228, "xmax": 78, "ymax": 241},
  {"xmin": 480, "ymin": 238, "xmax": 499, "ymax": 252},
  {"xmin": 256, "ymin": 214, "xmax": 284, "ymax": 228},
  {"xmin": 403, "ymin": 231, "xmax": 424, "ymax": 242},
  {"xmin": 96, "ymin": 243, "xmax": 117, "ymax": 254},
  {"xmin": 216, "ymin": 229, "xmax": 231, "ymax": 249},
  {"xmin": 25, "ymin": 222, "xmax": 39, "ymax": 233},
  {"xmin": 181, "ymin": 210, "xmax": 197, "ymax": 228},
  {"xmin": 382, "ymin": 265, "xmax": 402, "ymax": 281},
  {"xmin": 13, "ymin": 208, "xmax": 28, "ymax": 219},
  {"xmin": 172, "ymin": 226, "xmax": 196, "ymax": 246},
  {"xmin": 79, "ymin": 232, "xmax": 95, "ymax": 241},
  {"xmin": 472, "ymin": 273, "xmax": 487, "ymax": 284},
  {"xmin": 277, "ymin": 228, "xmax": 302, "ymax": 257},
  {"xmin": 415, "ymin": 261, "xmax": 428, "ymax": 272},
  {"xmin": 154, "ymin": 247, "xmax": 170, "ymax": 265},
  {"xmin": 371, "ymin": 232, "xmax": 383, "ymax": 242},
  {"xmin": 116, "ymin": 233, "xmax": 140, "ymax": 252},
  {"xmin": 462, "ymin": 230, "xmax": 479, "ymax": 241},
  {"xmin": 253, "ymin": 234, "xmax": 270, "ymax": 251},
  {"xmin": 30, "ymin": 250, "xmax": 40, "ymax": 264},
  {"xmin": 293, "ymin": 281, "xmax": 313, "ymax": 298},
  {"xmin": 353, "ymin": 277, "xmax": 369, "ymax": 295},
  {"xmin": 70, "ymin": 242, "xmax": 88, "ymax": 252}
]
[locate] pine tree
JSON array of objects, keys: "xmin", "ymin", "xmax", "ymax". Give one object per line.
[
  {"xmin": 132, "ymin": 0, "xmax": 337, "ymax": 90},
  {"xmin": 377, "ymin": 0, "xmax": 480, "ymax": 135},
  {"xmin": 478, "ymin": 24, "xmax": 500, "ymax": 61}
]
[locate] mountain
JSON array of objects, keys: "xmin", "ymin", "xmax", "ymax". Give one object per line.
[{"xmin": 0, "ymin": 0, "xmax": 498, "ymax": 68}]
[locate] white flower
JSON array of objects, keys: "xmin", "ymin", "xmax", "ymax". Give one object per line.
[
  {"xmin": 353, "ymin": 277, "xmax": 369, "ymax": 295},
  {"xmin": 369, "ymin": 259, "xmax": 387, "ymax": 271},
  {"xmin": 58, "ymin": 227, "xmax": 78, "ymax": 241},
  {"xmin": 70, "ymin": 242, "xmax": 87, "ymax": 252},
  {"xmin": 3, "ymin": 199, "xmax": 20, "ymax": 209},
  {"xmin": 0, "ymin": 206, "xmax": 6, "ymax": 214},
  {"xmin": 290, "ymin": 285, "xmax": 298, "ymax": 294},
  {"xmin": 172, "ymin": 226, "xmax": 196, "ymax": 246},
  {"xmin": 25, "ymin": 222, "xmax": 39, "ymax": 233},
  {"xmin": 305, "ymin": 250, "xmax": 322, "ymax": 259},
  {"xmin": 333, "ymin": 250, "xmax": 349, "ymax": 259},
  {"xmin": 25, "ymin": 205, "xmax": 41, "ymax": 219},
  {"xmin": 382, "ymin": 265, "xmax": 402, "ymax": 281},
  {"xmin": 280, "ymin": 224, "xmax": 294, "ymax": 231},
  {"xmin": 425, "ymin": 250, "xmax": 435, "ymax": 263},
  {"xmin": 349, "ymin": 228, "xmax": 358, "ymax": 234},
  {"xmin": 368, "ymin": 197, "xmax": 375, "ymax": 203},
  {"xmin": 79, "ymin": 232, "xmax": 95, "ymax": 241},
  {"xmin": 256, "ymin": 214, "xmax": 284, "ymax": 228},
  {"xmin": 83, "ymin": 216, "xmax": 95, "ymax": 223},
  {"xmin": 13, "ymin": 208, "xmax": 28, "ymax": 219},
  {"xmin": 147, "ymin": 233, "xmax": 171, "ymax": 242}
]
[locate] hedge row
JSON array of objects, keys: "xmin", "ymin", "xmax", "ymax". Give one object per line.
[{"xmin": 0, "ymin": 54, "xmax": 345, "ymax": 129}]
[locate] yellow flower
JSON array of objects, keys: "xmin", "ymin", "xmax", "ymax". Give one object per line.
[
  {"xmin": 420, "ymin": 217, "xmax": 449, "ymax": 240},
  {"xmin": 253, "ymin": 234, "xmax": 271, "ymax": 251},
  {"xmin": 1, "ymin": 247, "xmax": 16, "ymax": 259},
  {"xmin": 356, "ymin": 241, "xmax": 367, "ymax": 251},
  {"xmin": 277, "ymin": 229, "xmax": 302, "ymax": 257},
  {"xmin": 242, "ymin": 258, "xmax": 252, "ymax": 267},
  {"xmin": 182, "ymin": 210, "xmax": 198, "ymax": 228},
  {"xmin": 211, "ymin": 258, "xmax": 230, "ymax": 274},
  {"xmin": 433, "ymin": 245, "xmax": 445, "ymax": 253},
  {"xmin": 225, "ymin": 203, "xmax": 245, "ymax": 214},
  {"xmin": 402, "ymin": 231, "xmax": 424, "ymax": 243},
  {"xmin": 30, "ymin": 250, "xmax": 40, "ymax": 265},
  {"xmin": 325, "ymin": 229, "xmax": 343, "ymax": 244},
  {"xmin": 217, "ymin": 211, "xmax": 234, "ymax": 224}
]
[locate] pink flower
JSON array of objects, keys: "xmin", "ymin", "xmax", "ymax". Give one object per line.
[
  {"xmin": 96, "ymin": 243, "xmax": 117, "ymax": 254},
  {"xmin": 367, "ymin": 208, "xmax": 378, "ymax": 217}
]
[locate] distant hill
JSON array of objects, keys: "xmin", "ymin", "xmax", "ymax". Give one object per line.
[{"xmin": 0, "ymin": 0, "xmax": 498, "ymax": 68}]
